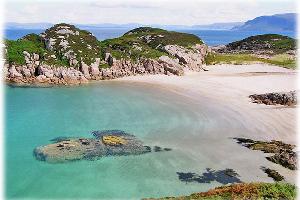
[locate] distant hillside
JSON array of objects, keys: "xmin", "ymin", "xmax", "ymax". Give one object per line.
[
  {"xmin": 191, "ymin": 22, "xmax": 244, "ymax": 30},
  {"xmin": 232, "ymin": 13, "xmax": 296, "ymax": 31},
  {"xmin": 5, "ymin": 22, "xmax": 243, "ymax": 31}
]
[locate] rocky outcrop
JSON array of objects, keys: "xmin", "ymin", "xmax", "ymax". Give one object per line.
[
  {"xmin": 34, "ymin": 130, "xmax": 171, "ymax": 163},
  {"xmin": 4, "ymin": 49, "xmax": 204, "ymax": 85},
  {"xmin": 249, "ymin": 91, "xmax": 297, "ymax": 106},
  {"xmin": 234, "ymin": 138, "xmax": 297, "ymax": 170},
  {"xmin": 4, "ymin": 24, "xmax": 208, "ymax": 86},
  {"xmin": 163, "ymin": 44, "xmax": 208, "ymax": 71}
]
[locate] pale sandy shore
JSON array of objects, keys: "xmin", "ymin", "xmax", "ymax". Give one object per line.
[
  {"xmin": 114, "ymin": 64, "xmax": 298, "ymax": 184},
  {"xmin": 116, "ymin": 64, "xmax": 298, "ymax": 144}
]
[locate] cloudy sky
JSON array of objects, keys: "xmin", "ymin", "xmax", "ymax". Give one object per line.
[{"xmin": 5, "ymin": 0, "xmax": 297, "ymax": 25}]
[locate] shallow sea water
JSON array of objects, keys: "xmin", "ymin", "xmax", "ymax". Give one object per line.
[{"xmin": 5, "ymin": 82, "xmax": 294, "ymax": 199}]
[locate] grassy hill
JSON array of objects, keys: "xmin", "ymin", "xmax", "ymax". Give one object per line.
[
  {"xmin": 207, "ymin": 34, "xmax": 297, "ymax": 69},
  {"xmin": 226, "ymin": 34, "xmax": 296, "ymax": 53},
  {"xmin": 99, "ymin": 27, "xmax": 203, "ymax": 61},
  {"xmin": 5, "ymin": 24, "xmax": 204, "ymax": 67}
]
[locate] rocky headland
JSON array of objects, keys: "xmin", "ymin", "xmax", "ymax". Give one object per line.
[{"xmin": 4, "ymin": 24, "xmax": 208, "ymax": 86}]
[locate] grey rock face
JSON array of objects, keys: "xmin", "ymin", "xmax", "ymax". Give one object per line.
[{"xmin": 163, "ymin": 44, "xmax": 208, "ymax": 71}]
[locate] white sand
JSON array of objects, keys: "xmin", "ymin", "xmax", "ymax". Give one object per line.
[
  {"xmin": 116, "ymin": 64, "xmax": 298, "ymax": 143},
  {"xmin": 113, "ymin": 64, "xmax": 298, "ymax": 184}
]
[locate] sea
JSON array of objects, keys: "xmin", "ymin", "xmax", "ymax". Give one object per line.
[
  {"xmin": 4, "ymin": 28, "xmax": 296, "ymax": 46},
  {"xmin": 4, "ymin": 27, "xmax": 296, "ymax": 199}
]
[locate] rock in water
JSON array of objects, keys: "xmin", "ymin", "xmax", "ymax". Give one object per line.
[{"xmin": 34, "ymin": 130, "xmax": 168, "ymax": 163}]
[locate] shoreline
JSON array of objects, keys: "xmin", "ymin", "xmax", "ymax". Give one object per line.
[{"xmin": 114, "ymin": 64, "xmax": 298, "ymax": 144}]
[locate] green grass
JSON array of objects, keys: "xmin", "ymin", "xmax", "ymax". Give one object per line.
[
  {"xmin": 99, "ymin": 63, "xmax": 110, "ymax": 69},
  {"xmin": 152, "ymin": 182, "xmax": 296, "ymax": 200},
  {"xmin": 205, "ymin": 53, "xmax": 297, "ymax": 69},
  {"xmin": 124, "ymin": 27, "xmax": 203, "ymax": 47},
  {"xmin": 99, "ymin": 27, "xmax": 202, "ymax": 62},
  {"xmin": 5, "ymin": 39, "xmax": 46, "ymax": 65},
  {"xmin": 42, "ymin": 23, "xmax": 101, "ymax": 66},
  {"xmin": 227, "ymin": 34, "xmax": 296, "ymax": 54}
]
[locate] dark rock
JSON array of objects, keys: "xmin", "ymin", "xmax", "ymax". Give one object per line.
[
  {"xmin": 234, "ymin": 137, "xmax": 297, "ymax": 170},
  {"xmin": 249, "ymin": 91, "xmax": 297, "ymax": 106},
  {"xmin": 154, "ymin": 146, "xmax": 162, "ymax": 152},
  {"xmin": 261, "ymin": 167, "xmax": 284, "ymax": 181}
]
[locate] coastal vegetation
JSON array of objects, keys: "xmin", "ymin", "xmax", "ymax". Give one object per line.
[
  {"xmin": 204, "ymin": 53, "xmax": 296, "ymax": 69},
  {"xmin": 225, "ymin": 34, "xmax": 296, "ymax": 53},
  {"xmin": 4, "ymin": 23, "xmax": 297, "ymax": 87},
  {"xmin": 208, "ymin": 34, "xmax": 297, "ymax": 69},
  {"xmin": 151, "ymin": 182, "xmax": 296, "ymax": 200},
  {"xmin": 4, "ymin": 23, "xmax": 208, "ymax": 85},
  {"xmin": 5, "ymin": 35, "xmax": 45, "ymax": 65},
  {"xmin": 99, "ymin": 27, "xmax": 203, "ymax": 61}
]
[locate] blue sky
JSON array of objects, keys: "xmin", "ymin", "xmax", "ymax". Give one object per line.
[{"xmin": 5, "ymin": 0, "xmax": 297, "ymax": 25}]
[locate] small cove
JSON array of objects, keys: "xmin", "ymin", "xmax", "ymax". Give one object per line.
[{"xmin": 5, "ymin": 81, "xmax": 295, "ymax": 199}]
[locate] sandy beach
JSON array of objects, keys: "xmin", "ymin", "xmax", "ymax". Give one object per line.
[
  {"xmin": 117, "ymin": 64, "xmax": 298, "ymax": 144},
  {"xmin": 113, "ymin": 64, "xmax": 299, "ymax": 184}
]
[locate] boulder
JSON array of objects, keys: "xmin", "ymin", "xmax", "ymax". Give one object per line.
[
  {"xmin": 9, "ymin": 66, "xmax": 23, "ymax": 78},
  {"xmin": 249, "ymin": 91, "xmax": 297, "ymax": 106}
]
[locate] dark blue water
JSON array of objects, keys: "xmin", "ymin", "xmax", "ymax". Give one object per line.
[{"xmin": 4, "ymin": 28, "xmax": 296, "ymax": 46}]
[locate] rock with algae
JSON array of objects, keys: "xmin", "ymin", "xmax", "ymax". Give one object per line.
[
  {"xmin": 234, "ymin": 137, "xmax": 297, "ymax": 170},
  {"xmin": 34, "ymin": 130, "xmax": 171, "ymax": 163}
]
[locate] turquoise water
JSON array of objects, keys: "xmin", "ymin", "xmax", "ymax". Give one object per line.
[
  {"xmin": 6, "ymin": 82, "xmax": 284, "ymax": 199},
  {"xmin": 5, "ymin": 82, "xmax": 225, "ymax": 199}
]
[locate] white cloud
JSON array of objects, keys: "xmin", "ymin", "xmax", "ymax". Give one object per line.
[{"xmin": 4, "ymin": 0, "xmax": 297, "ymax": 25}]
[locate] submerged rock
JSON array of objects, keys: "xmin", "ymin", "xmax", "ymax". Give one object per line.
[
  {"xmin": 34, "ymin": 130, "xmax": 170, "ymax": 163},
  {"xmin": 177, "ymin": 168, "xmax": 242, "ymax": 185}
]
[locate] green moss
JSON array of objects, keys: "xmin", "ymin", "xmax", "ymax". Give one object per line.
[{"xmin": 205, "ymin": 53, "xmax": 296, "ymax": 69}]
